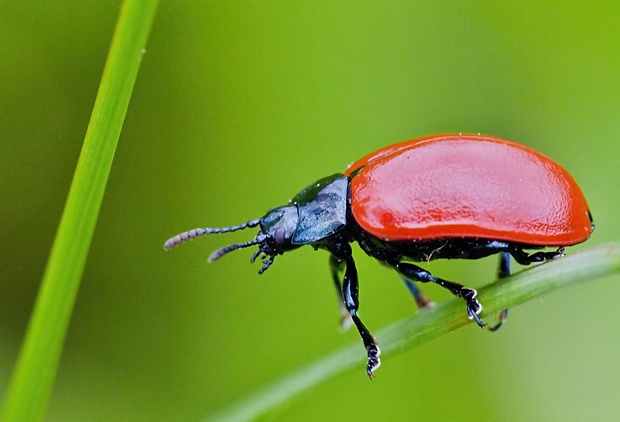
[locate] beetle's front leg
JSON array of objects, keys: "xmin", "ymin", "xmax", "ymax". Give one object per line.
[
  {"xmin": 330, "ymin": 243, "xmax": 380, "ymax": 378},
  {"xmin": 342, "ymin": 254, "xmax": 381, "ymax": 378},
  {"xmin": 329, "ymin": 254, "xmax": 353, "ymax": 329}
]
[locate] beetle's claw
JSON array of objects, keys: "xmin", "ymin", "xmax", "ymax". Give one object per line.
[
  {"xmin": 553, "ymin": 246, "xmax": 566, "ymax": 259},
  {"xmin": 467, "ymin": 305, "xmax": 486, "ymax": 328},
  {"xmin": 486, "ymin": 309, "xmax": 509, "ymax": 332},
  {"xmin": 463, "ymin": 288, "xmax": 486, "ymax": 328},
  {"xmin": 366, "ymin": 344, "xmax": 381, "ymax": 379}
]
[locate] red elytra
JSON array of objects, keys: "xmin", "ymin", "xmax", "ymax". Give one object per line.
[{"xmin": 345, "ymin": 134, "xmax": 593, "ymax": 245}]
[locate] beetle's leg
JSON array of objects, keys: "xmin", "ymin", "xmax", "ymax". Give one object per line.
[
  {"xmin": 326, "ymin": 243, "xmax": 380, "ymax": 377},
  {"xmin": 402, "ymin": 278, "xmax": 435, "ymax": 310},
  {"xmin": 329, "ymin": 254, "xmax": 353, "ymax": 329},
  {"xmin": 394, "ymin": 262, "xmax": 485, "ymax": 328},
  {"xmin": 485, "ymin": 246, "xmax": 564, "ymax": 330},
  {"xmin": 331, "ymin": 244, "xmax": 380, "ymax": 378},
  {"xmin": 487, "ymin": 252, "xmax": 511, "ymax": 332},
  {"xmin": 509, "ymin": 246, "xmax": 565, "ymax": 265}
]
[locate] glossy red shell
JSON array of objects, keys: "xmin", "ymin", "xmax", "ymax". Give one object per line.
[{"xmin": 344, "ymin": 134, "xmax": 593, "ymax": 246}]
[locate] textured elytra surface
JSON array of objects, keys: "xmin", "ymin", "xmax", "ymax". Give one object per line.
[{"xmin": 347, "ymin": 135, "xmax": 592, "ymax": 245}]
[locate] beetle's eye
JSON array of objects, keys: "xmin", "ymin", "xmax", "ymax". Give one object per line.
[{"xmin": 274, "ymin": 227, "xmax": 287, "ymax": 245}]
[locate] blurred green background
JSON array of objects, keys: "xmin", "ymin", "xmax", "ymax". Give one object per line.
[{"xmin": 2, "ymin": 1, "xmax": 620, "ymax": 420}]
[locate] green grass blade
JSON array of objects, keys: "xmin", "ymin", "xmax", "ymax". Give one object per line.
[
  {"xmin": 207, "ymin": 242, "xmax": 620, "ymax": 422},
  {"xmin": 0, "ymin": 1, "xmax": 159, "ymax": 421}
]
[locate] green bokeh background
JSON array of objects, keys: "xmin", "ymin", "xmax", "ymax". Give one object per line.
[{"xmin": 2, "ymin": 2, "xmax": 620, "ymax": 420}]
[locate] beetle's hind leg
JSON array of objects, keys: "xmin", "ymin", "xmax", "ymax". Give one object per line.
[
  {"xmin": 393, "ymin": 262, "xmax": 485, "ymax": 328},
  {"xmin": 487, "ymin": 246, "xmax": 565, "ymax": 331},
  {"xmin": 329, "ymin": 254, "xmax": 353, "ymax": 329},
  {"xmin": 509, "ymin": 246, "xmax": 565, "ymax": 265},
  {"xmin": 486, "ymin": 252, "xmax": 511, "ymax": 332}
]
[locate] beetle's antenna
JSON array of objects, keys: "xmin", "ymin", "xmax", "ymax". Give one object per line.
[
  {"xmin": 208, "ymin": 236, "xmax": 264, "ymax": 262},
  {"xmin": 163, "ymin": 219, "xmax": 261, "ymax": 250}
]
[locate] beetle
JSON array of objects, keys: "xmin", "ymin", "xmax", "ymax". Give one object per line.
[{"xmin": 164, "ymin": 134, "xmax": 594, "ymax": 378}]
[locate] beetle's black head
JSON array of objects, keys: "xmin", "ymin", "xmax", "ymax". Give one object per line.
[
  {"xmin": 244, "ymin": 205, "xmax": 302, "ymax": 273},
  {"xmin": 163, "ymin": 173, "xmax": 349, "ymax": 274}
]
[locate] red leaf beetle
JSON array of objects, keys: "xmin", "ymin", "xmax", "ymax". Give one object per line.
[{"xmin": 164, "ymin": 134, "xmax": 594, "ymax": 378}]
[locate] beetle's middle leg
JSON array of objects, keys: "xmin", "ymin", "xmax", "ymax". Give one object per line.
[
  {"xmin": 393, "ymin": 262, "xmax": 485, "ymax": 327},
  {"xmin": 401, "ymin": 277, "xmax": 435, "ymax": 310}
]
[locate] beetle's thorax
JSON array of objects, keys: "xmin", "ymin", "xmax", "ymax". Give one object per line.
[{"xmin": 249, "ymin": 173, "xmax": 351, "ymax": 272}]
